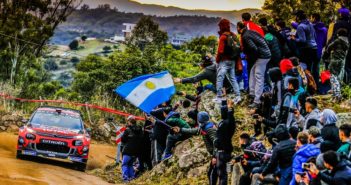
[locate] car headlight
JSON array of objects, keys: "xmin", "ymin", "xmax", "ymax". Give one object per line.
[
  {"xmin": 73, "ymin": 140, "xmax": 83, "ymax": 146},
  {"xmin": 18, "ymin": 137, "xmax": 25, "ymax": 144},
  {"xmin": 82, "ymin": 146, "xmax": 89, "ymax": 153},
  {"xmin": 25, "ymin": 133, "xmax": 36, "ymax": 140}
]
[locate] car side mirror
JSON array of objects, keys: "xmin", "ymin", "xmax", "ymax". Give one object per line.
[
  {"xmin": 86, "ymin": 128, "xmax": 92, "ymax": 134},
  {"xmin": 21, "ymin": 119, "xmax": 28, "ymax": 124}
]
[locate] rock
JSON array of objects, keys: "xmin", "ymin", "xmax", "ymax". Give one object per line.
[
  {"xmin": 337, "ymin": 113, "xmax": 351, "ymax": 127},
  {"xmin": 1, "ymin": 114, "xmax": 21, "ymax": 122},
  {"xmin": 150, "ymin": 161, "xmax": 167, "ymax": 176},
  {"xmin": 187, "ymin": 165, "xmax": 208, "ymax": 178},
  {"xmin": 178, "ymin": 147, "xmax": 209, "ymax": 169},
  {"xmin": 3, "ymin": 121, "xmax": 11, "ymax": 127},
  {"xmin": 7, "ymin": 124, "xmax": 19, "ymax": 132},
  {"xmin": 0, "ymin": 126, "xmax": 6, "ymax": 131}
]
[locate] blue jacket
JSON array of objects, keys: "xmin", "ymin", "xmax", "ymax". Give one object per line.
[
  {"xmin": 290, "ymin": 144, "xmax": 320, "ymax": 185},
  {"xmin": 296, "ymin": 20, "xmax": 318, "ymax": 49},
  {"xmin": 313, "ymin": 21, "xmax": 328, "ymax": 59}
]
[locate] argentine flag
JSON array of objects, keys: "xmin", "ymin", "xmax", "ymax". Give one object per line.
[{"xmin": 115, "ymin": 71, "xmax": 175, "ymax": 114}]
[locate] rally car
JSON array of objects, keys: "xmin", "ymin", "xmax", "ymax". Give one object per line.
[{"xmin": 16, "ymin": 106, "xmax": 91, "ymax": 171}]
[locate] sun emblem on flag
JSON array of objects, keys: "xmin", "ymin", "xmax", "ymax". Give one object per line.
[{"xmin": 145, "ymin": 81, "xmax": 156, "ymax": 89}]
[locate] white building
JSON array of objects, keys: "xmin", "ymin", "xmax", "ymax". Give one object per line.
[
  {"xmin": 171, "ymin": 33, "xmax": 190, "ymax": 46},
  {"xmin": 122, "ymin": 23, "xmax": 136, "ymax": 39}
]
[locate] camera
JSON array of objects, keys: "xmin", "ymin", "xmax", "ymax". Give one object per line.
[
  {"xmin": 252, "ymin": 114, "xmax": 259, "ymax": 119},
  {"xmin": 233, "ymin": 155, "xmax": 243, "ymax": 163},
  {"xmin": 302, "ymin": 163, "xmax": 310, "ymax": 170},
  {"xmin": 296, "ymin": 171, "xmax": 306, "ymax": 177},
  {"xmin": 176, "ymin": 91, "xmax": 184, "ymax": 96}
]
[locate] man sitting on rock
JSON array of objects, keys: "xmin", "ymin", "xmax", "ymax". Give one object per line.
[
  {"xmin": 172, "ymin": 111, "xmax": 218, "ymax": 185},
  {"xmin": 162, "ymin": 108, "xmax": 191, "ymax": 160}
]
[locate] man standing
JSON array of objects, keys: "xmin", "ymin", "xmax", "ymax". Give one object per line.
[
  {"xmin": 237, "ymin": 22, "xmax": 271, "ymax": 108},
  {"xmin": 121, "ymin": 116, "xmax": 143, "ymax": 182},
  {"xmin": 214, "ymin": 19, "xmax": 241, "ymax": 104},
  {"xmin": 292, "ymin": 10, "xmax": 319, "ymax": 87},
  {"xmin": 214, "ymin": 99, "xmax": 236, "ymax": 185},
  {"xmin": 311, "ymin": 13, "xmax": 328, "ymax": 62},
  {"xmin": 242, "ymin": 12, "xmax": 265, "ymax": 37}
]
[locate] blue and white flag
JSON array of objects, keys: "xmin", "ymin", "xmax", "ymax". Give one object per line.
[{"xmin": 115, "ymin": 71, "xmax": 175, "ymax": 114}]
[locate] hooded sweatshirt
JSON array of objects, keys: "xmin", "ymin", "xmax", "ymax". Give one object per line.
[
  {"xmin": 321, "ymin": 109, "xmax": 341, "ymax": 150},
  {"xmin": 265, "ymin": 33, "xmax": 282, "ymax": 66},
  {"xmin": 296, "ymin": 20, "xmax": 318, "ymax": 49},
  {"xmin": 313, "ymin": 21, "xmax": 328, "ymax": 59},
  {"xmin": 216, "ymin": 19, "xmax": 239, "ymax": 63}
]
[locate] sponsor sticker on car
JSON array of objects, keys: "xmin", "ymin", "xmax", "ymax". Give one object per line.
[
  {"xmin": 40, "ymin": 139, "xmax": 67, "ymax": 146},
  {"xmin": 22, "ymin": 150, "xmax": 37, "ymax": 156},
  {"xmin": 69, "ymin": 156, "xmax": 83, "ymax": 162}
]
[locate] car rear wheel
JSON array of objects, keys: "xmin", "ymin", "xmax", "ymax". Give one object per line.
[{"xmin": 75, "ymin": 162, "xmax": 87, "ymax": 172}]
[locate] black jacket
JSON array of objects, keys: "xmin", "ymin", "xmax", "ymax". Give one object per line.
[
  {"xmin": 321, "ymin": 123, "xmax": 341, "ymax": 151},
  {"xmin": 121, "ymin": 125, "xmax": 143, "ymax": 156},
  {"xmin": 181, "ymin": 123, "xmax": 217, "ymax": 156},
  {"xmin": 318, "ymin": 160, "xmax": 351, "ymax": 185},
  {"xmin": 241, "ymin": 28, "xmax": 272, "ymax": 63},
  {"xmin": 262, "ymin": 139, "xmax": 296, "ymax": 175},
  {"xmin": 214, "ymin": 102, "xmax": 236, "ymax": 154},
  {"xmin": 182, "ymin": 64, "xmax": 217, "ymax": 86},
  {"xmin": 330, "ymin": 18, "xmax": 351, "ymax": 44},
  {"xmin": 150, "ymin": 107, "xmax": 170, "ymax": 145}
]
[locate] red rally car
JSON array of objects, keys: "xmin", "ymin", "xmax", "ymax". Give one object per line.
[{"xmin": 16, "ymin": 106, "xmax": 91, "ymax": 171}]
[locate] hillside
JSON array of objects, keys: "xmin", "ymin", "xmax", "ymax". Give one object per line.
[
  {"xmin": 51, "ymin": 7, "xmax": 260, "ymax": 44},
  {"xmin": 81, "ymin": 0, "xmax": 262, "ymax": 18}
]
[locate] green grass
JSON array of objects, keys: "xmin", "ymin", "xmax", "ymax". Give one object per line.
[{"xmin": 74, "ymin": 40, "xmax": 116, "ymax": 57}]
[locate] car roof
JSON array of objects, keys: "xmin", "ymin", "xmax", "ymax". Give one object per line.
[{"xmin": 36, "ymin": 106, "xmax": 82, "ymax": 117}]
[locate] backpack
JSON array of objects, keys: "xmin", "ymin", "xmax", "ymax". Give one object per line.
[
  {"xmin": 223, "ymin": 32, "xmax": 241, "ymax": 60},
  {"xmin": 304, "ymin": 70, "xmax": 317, "ymax": 95}
]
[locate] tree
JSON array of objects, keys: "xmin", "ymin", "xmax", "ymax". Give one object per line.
[
  {"xmin": 103, "ymin": 45, "xmax": 112, "ymax": 52},
  {"xmin": 182, "ymin": 36, "xmax": 218, "ymax": 56},
  {"xmin": 44, "ymin": 59, "xmax": 59, "ymax": 71},
  {"xmin": 81, "ymin": 35, "xmax": 88, "ymax": 41},
  {"xmin": 0, "ymin": 0, "xmax": 82, "ymax": 85},
  {"xmin": 71, "ymin": 57, "xmax": 80, "ymax": 65},
  {"xmin": 81, "ymin": 4, "xmax": 90, "ymax": 11},
  {"xmin": 69, "ymin": 40, "xmax": 79, "ymax": 50},
  {"xmin": 128, "ymin": 16, "xmax": 168, "ymax": 50}
]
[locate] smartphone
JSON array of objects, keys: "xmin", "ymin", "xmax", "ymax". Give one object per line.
[
  {"xmin": 253, "ymin": 114, "xmax": 259, "ymax": 119},
  {"xmin": 296, "ymin": 171, "xmax": 306, "ymax": 177},
  {"xmin": 302, "ymin": 163, "xmax": 310, "ymax": 170}
]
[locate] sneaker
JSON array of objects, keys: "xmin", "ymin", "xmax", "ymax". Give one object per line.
[
  {"xmin": 248, "ymin": 103, "xmax": 259, "ymax": 109},
  {"xmin": 233, "ymin": 96, "xmax": 242, "ymax": 105},
  {"xmin": 162, "ymin": 153, "xmax": 173, "ymax": 161},
  {"xmin": 212, "ymin": 97, "xmax": 223, "ymax": 104}
]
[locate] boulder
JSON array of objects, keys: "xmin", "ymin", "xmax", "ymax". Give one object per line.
[
  {"xmin": 7, "ymin": 124, "xmax": 19, "ymax": 132},
  {"xmin": 337, "ymin": 113, "xmax": 351, "ymax": 127},
  {"xmin": 178, "ymin": 147, "xmax": 209, "ymax": 170},
  {"xmin": 187, "ymin": 165, "xmax": 208, "ymax": 178},
  {"xmin": 0, "ymin": 126, "xmax": 6, "ymax": 131}
]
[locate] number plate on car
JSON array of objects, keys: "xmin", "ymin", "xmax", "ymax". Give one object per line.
[{"xmin": 40, "ymin": 139, "xmax": 67, "ymax": 146}]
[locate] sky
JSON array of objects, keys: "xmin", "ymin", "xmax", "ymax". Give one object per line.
[{"xmin": 132, "ymin": 0, "xmax": 264, "ymax": 10}]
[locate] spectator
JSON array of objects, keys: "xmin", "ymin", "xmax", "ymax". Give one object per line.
[
  {"xmin": 292, "ymin": 10, "xmax": 319, "ymax": 87},
  {"xmin": 308, "ymin": 126, "xmax": 324, "ymax": 148},
  {"xmin": 237, "ymin": 22, "xmax": 271, "ymax": 108},
  {"xmin": 323, "ymin": 28, "xmax": 350, "ymax": 101},
  {"xmin": 337, "ymin": 124, "xmax": 351, "ymax": 156},
  {"xmin": 311, "ymin": 13, "xmax": 328, "ymax": 61},
  {"xmin": 291, "ymin": 132, "xmax": 320, "ymax": 185},
  {"xmin": 262, "ymin": 26, "xmax": 282, "ymax": 67},
  {"xmin": 277, "ymin": 78, "xmax": 301, "ymax": 128},
  {"xmin": 260, "ymin": 124, "xmax": 296, "ymax": 185},
  {"xmin": 320, "ymin": 109, "xmax": 341, "ymax": 151},
  {"xmin": 295, "ymin": 97, "xmax": 321, "ymax": 131},
  {"xmin": 275, "ymin": 19, "xmax": 296, "ymax": 57},
  {"xmin": 242, "ymin": 12, "xmax": 265, "ymax": 37},
  {"xmin": 162, "ymin": 109, "xmax": 191, "ymax": 160},
  {"xmin": 174, "ymin": 55, "xmax": 217, "ymax": 92},
  {"xmin": 173, "ymin": 111, "xmax": 218, "ymax": 185},
  {"xmin": 214, "ymin": 99, "xmax": 236, "ymax": 185},
  {"xmin": 121, "ymin": 116, "xmax": 143, "ymax": 182},
  {"xmin": 308, "ymin": 150, "xmax": 351, "ymax": 185},
  {"xmin": 280, "ymin": 59, "xmax": 304, "ymax": 91},
  {"xmin": 290, "ymin": 57, "xmax": 308, "ymax": 88},
  {"xmin": 213, "ymin": 19, "xmax": 242, "ymax": 105}
]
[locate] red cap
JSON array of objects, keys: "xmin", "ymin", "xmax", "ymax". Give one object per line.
[
  {"xmin": 320, "ymin": 70, "xmax": 331, "ymax": 84},
  {"xmin": 280, "ymin": 59, "xmax": 294, "ymax": 75}
]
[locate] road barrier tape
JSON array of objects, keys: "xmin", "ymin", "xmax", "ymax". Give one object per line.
[{"xmin": 0, "ymin": 93, "xmax": 145, "ymax": 121}]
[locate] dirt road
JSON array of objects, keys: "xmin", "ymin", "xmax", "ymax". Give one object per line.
[{"xmin": 0, "ymin": 132, "xmax": 117, "ymax": 185}]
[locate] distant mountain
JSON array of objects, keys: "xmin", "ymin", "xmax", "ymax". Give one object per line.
[
  {"xmin": 51, "ymin": 1, "xmax": 261, "ymax": 45},
  {"xmin": 81, "ymin": 0, "xmax": 261, "ymax": 22}
]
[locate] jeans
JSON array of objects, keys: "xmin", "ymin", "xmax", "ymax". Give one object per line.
[
  {"xmin": 279, "ymin": 166, "xmax": 292, "ymax": 185},
  {"xmin": 216, "ymin": 151, "xmax": 231, "ymax": 185},
  {"xmin": 300, "ymin": 48, "xmax": 319, "ymax": 87},
  {"xmin": 249, "ymin": 58, "xmax": 270, "ymax": 104},
  {"xmin": 208, "ymin": 161, "xmax": 218, "ymax": 185},
  {"xmin": 151, "ymin": 139, "xmax": 165, "ymax": 166},
  {"xmin": 216, "ymin": 60, "xmax": 241, "ymax": 97},
  {"xmin": 122, "ymin": 155, "xmax": 136, "ymax": 181},
  {"xmin": 164, "ymin": 133, "xmax": 189, "ymax": 155}
]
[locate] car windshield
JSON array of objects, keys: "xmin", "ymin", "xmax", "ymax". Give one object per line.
[{"xmin": 30, "ymin": 110, "xmax": 83, "ymax": 131}]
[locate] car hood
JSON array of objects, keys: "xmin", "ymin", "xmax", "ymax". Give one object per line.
[{"xmin": 30, "ymin": 125, "xmax": 81, "ymax": 137}]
